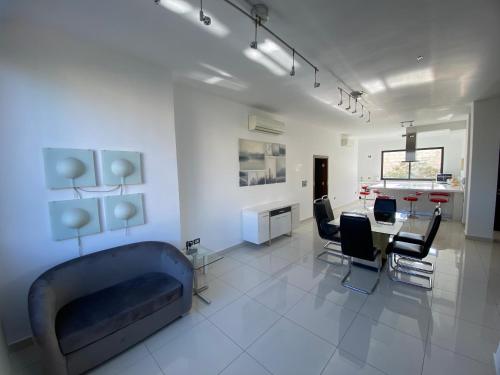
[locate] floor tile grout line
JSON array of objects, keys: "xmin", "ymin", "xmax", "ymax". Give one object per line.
[
  {"xmin": 426, "ymin": 337, "xmax": 498, "ymax": 368},
  {"xmin": 327, "ymin": 291, "xmax": 393, "ymax": 375},
  {"xmin": 337, "ymin": 312, "xmax": 427, "ymax": 375},
  {"xmin": 143, "ymin": 340, "xmax": 167, "ymax": 375}
]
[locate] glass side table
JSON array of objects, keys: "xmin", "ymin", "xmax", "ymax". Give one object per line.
[{"xmin": 181, "ymin": 246, "xmax": 224, "ymax": 304}]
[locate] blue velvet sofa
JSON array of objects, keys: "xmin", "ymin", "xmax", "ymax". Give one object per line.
[{"xmin": 28, "ymin": 241, "xmax": 193, "ymax": 375}]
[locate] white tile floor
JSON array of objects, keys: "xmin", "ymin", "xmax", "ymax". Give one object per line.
[{"xmin": 9, "ymin": 201, "xmax": 500, "ymax": 375}]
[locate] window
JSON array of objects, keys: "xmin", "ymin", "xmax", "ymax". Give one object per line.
[{"xmin": 381, "ymin": 147, "xmax": 443, "ymax": 180}]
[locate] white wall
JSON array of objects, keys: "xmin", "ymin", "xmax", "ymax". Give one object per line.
[
  {"xmin": 357, "ymin": 129, "xmax": 467, "ymax": 183},
  {"xmin": 465, "ymin": 96, "xmax": 500, "ymax": 239},
  {"xmin": 0, "ymin": 22, "xmax": 181, "ymax": 343},
  {"xmin": 174, "ymin": 83, "xmax": 359, "ymax": 251}
]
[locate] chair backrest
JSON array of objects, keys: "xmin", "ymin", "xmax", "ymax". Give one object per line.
[
  {"xmin": 322, "ymin": 195, "xmax": 335, "ymax": 221},
  {"xmin": 340, "ymin": 213, "xmax": 376, "ymax": 261},
  {"xmin": 374, "ymin": 197, "xmax": 397, "ymax": 223},
  {"xmin": 422, "ymin": 208, "xmax": 442, "ymax": 256},
  {"xmin": 313, "ymin": 199, "xmax": 331, "ymax": 239}
]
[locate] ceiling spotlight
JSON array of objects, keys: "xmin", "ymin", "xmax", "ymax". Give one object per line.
[
  {"xmin": 290, "ymin": 49, "xmax": 296, "ymax": 76},
  {"xmin": 314, "ymin": 68, "xmax": 320, "ymax": 88},
  {"xmin": 250, "ymin": 18, "xmax": 259, "ymax": 49},
  {"xmin": 417, "ymin": 55, "xmax": 424, "ymax": 62},
  {"xmin": 352, "ymin": 98, "xmax": 357, "ymax": 114},
  {"xmin": 338, "ymin": 88, "xmax": 343, "ymax": 106},
  {"xmin": 346, "ymin": 95, "xmax": 351, "ymax": 110},
  {"xmin": 199, "ymin": 0, "xmax": 211, "ymax": 25},
  {"xmin": 359, "ymin": 104, "xmax": 364, "ymax": 118},
  {"xmin": 366, "ymin": 111, "xmax": 371, "ymax": 123}
]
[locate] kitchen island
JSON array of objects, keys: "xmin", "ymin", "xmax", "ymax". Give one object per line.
[{"xmin": 370, "ymin": 181, "xmax": 464, "ymax": 220}]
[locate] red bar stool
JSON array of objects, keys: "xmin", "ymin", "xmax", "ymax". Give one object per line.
[
  {"xmin": 359, "ymin": 190, "xmax": 370, "ymax": 208},
  {"xmin": 429, "ymin": 192, "xmax": 449, "ymax": 208},
  {"xmin": 403, "ymin": 195, "xmax": 418, "ymax": 217}
]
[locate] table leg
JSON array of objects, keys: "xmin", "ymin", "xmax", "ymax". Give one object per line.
[{"xmin": 193, "ymin": 268, "xmax": 212, "ymax": 304}]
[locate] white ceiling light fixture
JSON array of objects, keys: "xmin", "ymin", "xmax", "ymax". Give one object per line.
[
  {"xmin": 386, "ymin": 68, "xmax": 434, "ymax": 88},
  {"xmin": 243, "ymin": 48, "xmax": 287, "ymax": 76},
  {"xmin": 361, "ymin": 79, "xmax": 386, "ymax": 94}
]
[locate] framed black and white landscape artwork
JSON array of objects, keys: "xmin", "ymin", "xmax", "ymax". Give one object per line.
[{"xmin": 239, "ymin": 139, "xmax": 286, "ymax": 187}]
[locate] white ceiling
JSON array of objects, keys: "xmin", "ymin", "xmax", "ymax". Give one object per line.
[{"xmin": 1, "ymin": 0, "xmax": 499, "ymax": 135}]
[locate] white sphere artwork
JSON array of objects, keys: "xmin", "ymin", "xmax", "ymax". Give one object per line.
[
  {"xmin": 61, "ymin": 208, "xmax": 90, "ymax": 229},
  {"xmin": 111, "ymin": 159, "xmax": 134, "ymax": 178},
  {"xmin": 56, "ymin": 157, "xmax": 86, "ymax": 179},
  {"xmin": 114, "ymin": 201, "xmax": 136, "ymax": 220}
]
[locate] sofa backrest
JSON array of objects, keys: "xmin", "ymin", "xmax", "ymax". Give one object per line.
[{"xmin": 34, "ymin": 241, "xmax": 183, "ymax": 311}]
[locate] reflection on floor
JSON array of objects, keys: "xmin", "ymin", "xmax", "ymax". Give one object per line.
[{"xmin": 9, "ymin": 201, "xmax": 500, "ymax": 375}]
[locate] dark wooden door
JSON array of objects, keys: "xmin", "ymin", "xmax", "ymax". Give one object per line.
[
  {"xmin": 495, "ymin": 151, "xmax": 500, "ymax": 231},
  {"xmin": 314, "ymin": 157, "xmax": 328, "ymax": 200}
]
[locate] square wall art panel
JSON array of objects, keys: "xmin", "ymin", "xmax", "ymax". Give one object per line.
[
  {"xmin": 239, "ymin": 139, "xmax": 286, "ymax": 187},
  {"xmin": 49, "ymin": 198, "xmax": 101, "ymax": 240},
  {"xmin": 43, "ymin": 148, "xmax": 97, "ymax": 189},
  {"xmin": 104, "ymin": 193, "xmax": 145, "ymax": 231},
  {"xmin": 101, "ymin": 150, "xmax": 142, "ymax": 186}
]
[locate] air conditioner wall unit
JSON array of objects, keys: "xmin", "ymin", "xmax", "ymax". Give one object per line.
[{"xmin": 248, "ymin": 115, "xmax": 285, "ymax": 135}]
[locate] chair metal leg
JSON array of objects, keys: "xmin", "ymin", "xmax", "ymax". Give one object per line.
[
  {"xmin": 388, "ymin": 253, "xmax": 432, "ymax": 290},
  {"xmin": 341, "ymin": 257, "xmax": 381, "ymax": 295},
  {"xmin": 316, "ymin": 241, "xmax": 344, "ymax": 265},
  {"xmin": 394, "ymin": 254, "xmax": 434, "ymax": 274}
]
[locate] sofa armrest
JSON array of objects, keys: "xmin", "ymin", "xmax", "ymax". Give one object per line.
[
  {"xmin": 28, "ymin": 279, "xmax": 68, "ymax": 375},
  {"xmin": 159, "ymin": 244, "xmax": 194, "ymax": 310}
]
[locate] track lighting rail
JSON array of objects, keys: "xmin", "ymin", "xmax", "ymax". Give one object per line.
[
  {"xmin": 156, "ymin": 0, "xmax": 371, "ymax": 122},
  {"xmin": 222, "ymin": 0, "xmax": 319, "ymax": 74}
]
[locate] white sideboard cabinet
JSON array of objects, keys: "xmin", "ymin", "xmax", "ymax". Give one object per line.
[{"xmin": 242, "ymin": 201, "xmax": 300, "ymax": 245}]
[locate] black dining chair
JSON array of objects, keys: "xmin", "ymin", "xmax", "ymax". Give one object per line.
[
  {"xmin": 388, "ymin": 208, "xmax": 442, "ymax": 290},
  {"xmin": 314, "ymin": 198, "xmax": 343, "ymax": 264},
  {"xmin": 322, "ymin": 195, "xmax": 335, "ymax": 222},
  {"xmin": 394, "ymin": 205, "xmax": 440, "ymax": 248},
  {"xmin": 373, "ymin": 197, "xmax": 397, "ymax": 223},
  {"xmin": 340, "ymin": 212, "xmax": 381, "ymax": 294}
]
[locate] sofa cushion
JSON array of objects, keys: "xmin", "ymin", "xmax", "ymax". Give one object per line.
[{"xmin": 55, "ymin": 272, "xmax": 182, "ymax": 355}]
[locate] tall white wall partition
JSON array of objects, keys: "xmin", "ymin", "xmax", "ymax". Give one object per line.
[{"xmin": 465, "ymin": 96, "xmax": 500, "ymax": 239}]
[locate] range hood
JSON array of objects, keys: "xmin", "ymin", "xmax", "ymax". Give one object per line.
[{"xmin": 404, "ymin": 129, "xmax": 417, "ymax": 162}]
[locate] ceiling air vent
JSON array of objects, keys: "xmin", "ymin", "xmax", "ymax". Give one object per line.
[{"xmin": 248, "ymin": 115, "xmax": 285, "ymax": 135}]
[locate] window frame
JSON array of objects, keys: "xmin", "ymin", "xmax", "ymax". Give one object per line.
[{"xmin": 380, "ymin": 147, "xmax": 444, "ymax": 181}]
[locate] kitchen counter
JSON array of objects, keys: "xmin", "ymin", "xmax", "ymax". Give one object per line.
[
  {"xmin": 371, "ymin": 182, "xmax": 463, "ymax": 193},
  {"xmin": 369, "ymin": 181, "xmax": 464, "ymax": 220}
]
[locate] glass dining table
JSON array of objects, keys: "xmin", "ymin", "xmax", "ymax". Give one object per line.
[{"xmin": 329, "ymin": 210, "xmax": 406, "ymax": 261}]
